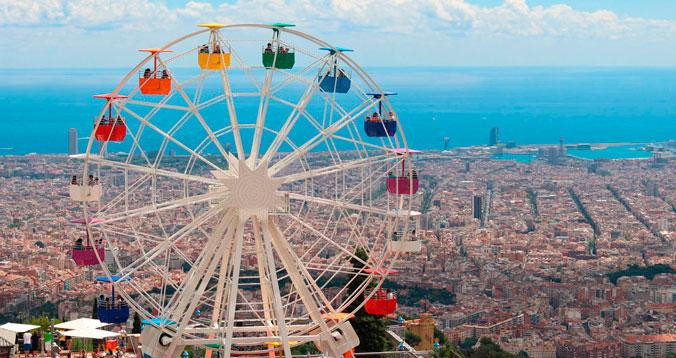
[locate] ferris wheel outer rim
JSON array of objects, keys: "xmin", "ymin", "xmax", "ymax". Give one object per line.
[{"xmin": 77, "ymin": 22, "xmax": 415, "ymax": 349}]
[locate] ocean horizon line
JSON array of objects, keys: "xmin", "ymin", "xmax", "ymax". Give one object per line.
[{"xmin": 2, "ymin": 65, "xmax": 676, "ymax": 71}]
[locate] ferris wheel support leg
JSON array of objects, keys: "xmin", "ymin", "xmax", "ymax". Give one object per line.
[
  {"xmin": 259, "ymin": 217, "xmax": 293, "ymax": 357},
  {"xmin": 252, "ymin": 218, "xmax": 276, "ymax": 356},
  {"xmin": 142, "ymin": 209, "xmax": 235, "ymax": 357},
  {"xmin": 265, "ymin": 218, "xmax": 360, "ymax": 357},
  {"xmin": 205, "ymin": 213, "xmax": 238, "ymax": 358},
  {"xmin": 222, "ymin": 217, "xmax": 247, "ymax": 358}
]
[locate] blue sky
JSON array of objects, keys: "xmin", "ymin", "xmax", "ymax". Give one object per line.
[{"xmin": 1, "ymin": 0, "xmax": 675, "ymax": 68}]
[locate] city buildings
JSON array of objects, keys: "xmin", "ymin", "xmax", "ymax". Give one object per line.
[{"xmin": 0, "ymin": 146, "xmax": 673, "ymax": 356}]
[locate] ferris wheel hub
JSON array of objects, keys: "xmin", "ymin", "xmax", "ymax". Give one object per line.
[{"xmin": 214, "ymin": 159, "xmax": 285, "ymax": 218}]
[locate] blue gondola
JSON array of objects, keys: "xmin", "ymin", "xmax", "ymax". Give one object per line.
[
  {"xmin": 364, "ymin": 92, "xmax": 398, "ymax": 137},
  {"xmin": 318, "ymin": 47, "xmax": 353, "ymax": 94},
  {"xmin": 364, "ymin": 120, "xmax": 397, "ymax": 137},
  {"xmin": 96, "ymin": 275, "xmax": 131, "ymax": 324}
]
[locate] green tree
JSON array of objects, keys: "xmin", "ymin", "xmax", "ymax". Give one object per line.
[
  {"xmin": 347, "ymin": 247, "xmax": 389, "ymax": 353},
  {"xmin": 29, "ymin": 315, "xmax": 52, "ymax": 332},
  {"xmin": 607, "ymin": 264, "xmax": 675, "ymax": 285},
  {"xmin": 132, "ymin": 312, "xmax": 142, "ymax": 334},
  {"xmin": 434, "ymin": 326, "xmax": 447, "ymax": 345},
  {"xmin": 517, "ymin": 350, "xmax": 529, "ymax": 358},
  {"xmin": 431, "ymin": 344, "xmax": 464, "ymax": 358},
  {"xmin": 467, "ymin": 337, "xmax": 516, "ymax": 358},
  {"xmin": 404, "ymin": 330, "xmax": 422, "ymax": 347},
  {"xmin": 459, "ymin": 337, "xmax": 477, "ymax": 350},
  {"xmin": 92, "ymin": 298, "xmax": 98, "ymax": 319},
  {"xmin": 291, "ymin": 342, "xmax": 320, "ymax": 355}
]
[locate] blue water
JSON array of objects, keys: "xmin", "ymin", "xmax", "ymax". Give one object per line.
[
  {"xmin": 492, "ymin": 153, "xmax": 536, "ymax": 163},
  {"xmin": 567, "ymin": 144, "xmax": 654, "ymax": 160},
  {"xmin": 0, "ymin": 67, "xmax": 674, "ymax": 154}
]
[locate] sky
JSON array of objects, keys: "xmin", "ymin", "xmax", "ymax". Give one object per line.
[{"xmin": 1, "ymin": 0, "xmax": 676, "ymax": 68}]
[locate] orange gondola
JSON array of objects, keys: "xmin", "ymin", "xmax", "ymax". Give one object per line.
[{"xmin": 138, "ymin": 48, "xmax": 173, "ymax": 95}]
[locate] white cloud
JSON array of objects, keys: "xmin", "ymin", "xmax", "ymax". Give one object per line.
[{"xmin": 0, "ymin": 0, "xmax": 674, "ymax": 40}]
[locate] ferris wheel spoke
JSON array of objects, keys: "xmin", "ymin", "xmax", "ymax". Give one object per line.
[
  {"xmin": 97, "ymin": 224, "xmax": 164, "ymax": 244},
  {"xmin": 221, "ymin": 218, "xmax": 246, "ymax": 357},
  {"xmin": 249, "ymin": 56, "xmax": 276, "ymax": 163},
  {"xmin": 269, "ymin": 62, "xmax": 352, "ymax": 123},
  {"xmin": 72, "ymin": 154, "xmax": 219, "ymax": 186},
  {"xmin": 269, "ymin": 97, "xmax": 382, "ymax": 175},
  {"xmin": 167, "ymin": 209, "xmax": 238, "ymax": 354},
  {"xmin": 125, "ymin": 99, "xmax": 190, "ymax": 112},
  {"xmin": 120, "ymin": 107, "xmax": 226, "ymax": 173},
  {"xmin": 110, "ymin": 203, "xmax": 229, "ymax": 283},
  {"xmin": 280, "ymin": 153, "xmax": 391, "ymax": 184},
  {"xmin": 263, "ymin": 218, "xmax": 335, "ymax": 340},
  {"xmin": 255, "ymin": 217, "xmax": 292, "ymax": 355},
  {"xmin": 288, "ymin": 193, "xmax": 388, "ymax": 217},
  {"xmin": 260, "ymin": 76, "xmax": 322, "ymax": 165},
  {"xmin": 268, "ymin": 55, "xmax": 328, "ymax": 94},
  {"xmin": 285, "ymin": 213, "xmax": 370, "ymax": 268},
  {"xmin": 251, "ymin": 218, "xmax": 275, "ymax": 337},
  {"xmin": 95, "ymin": 189, "xmax": 224, "ymax": 225},
  {"xmin": 217, "ymin": 70, "xmax": 246, "ymax": 161},
  {"xmin": 156, "ymin": 57, "xmax": 233, "ymax": 167}
]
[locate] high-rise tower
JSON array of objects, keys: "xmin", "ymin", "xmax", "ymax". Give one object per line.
[
  {"xmin": 473, "ymin": 195, "xmax": 483, "ymax": 220},
  {"xmin": 489, "ymin": 127, "xmax": 499, "ymax": 146},
  {"xmin": 68, "ymin": 128, "xmax": 78, "ymax": 155}
]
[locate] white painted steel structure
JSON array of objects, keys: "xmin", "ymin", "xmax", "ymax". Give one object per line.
[{"xmin": 72, "ymin": 23, "xmax": 420, "ymax": 357}]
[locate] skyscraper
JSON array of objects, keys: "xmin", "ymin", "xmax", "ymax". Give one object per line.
[
  {"xmin": 489, "ymin": 127, "xmax": 499, "ymax": 146},
  {"xmin": 68, "ymin": 128, "xmax": 78, "ymax": 155},
  {"xmin": 473, "ymin": 195, "xmax": 483, "ymax": 220},
  {"xmin": 443, "ymin": 137, "xmax": 450, "ymax": 150}
]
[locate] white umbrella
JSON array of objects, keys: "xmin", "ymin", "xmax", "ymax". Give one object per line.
[
  {"xmin": 54, "ymin": 318, "xmax": 108, "ymax": 331},
  {"xmin": 61, "ymin": 328, "xmax": 120, "ymax": 339},
  {"xmin": 0, "ymin": 323, "xmax": 40, "ymax": 333}
]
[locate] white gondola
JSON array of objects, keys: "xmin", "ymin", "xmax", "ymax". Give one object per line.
[
  {"xmin": 387, "ymin": 210, "xmax": 422, "ymax": 253},
  {"xmin": 69, "ymin": 184, "xmax": 103, "ymax": 201}
]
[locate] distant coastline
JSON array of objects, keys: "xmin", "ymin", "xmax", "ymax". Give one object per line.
[{"xmin": 1, "ymin": 67, "xmax": 674, "ymax": 154}]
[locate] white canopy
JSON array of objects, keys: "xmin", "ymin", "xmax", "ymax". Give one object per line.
[
  {"xmin": 55, "ymin": 318, "xmax": 108, "ymax": 331},
  {"xmin": 0, "ymin": 323, "xmax": 39, "ymax": 333},
  {"xmin": 62, "ymin": 328, "xmax": 120, "ymax": 339}
]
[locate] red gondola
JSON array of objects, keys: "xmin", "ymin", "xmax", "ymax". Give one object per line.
[
  {"xmin": 93, "ymin": 93, "xmax": 128, "ymax": 142},
  {"xmin": 138, "ymin": 48, "xmax": 172, "ymax": 95},
  {"xmin": 71, "ymin": 226, "xmax": 104, "ymax": 267},
  {"xmin": 387, "ymin": 148, "xmax": 421, "ymax": 195},
  {"xmin": 72, "ymin": 245, "xmax": 105, "ymax": 266},
  {"xmin": 364, "ymin": 288, "xmax": 396, "ymax": 316}
]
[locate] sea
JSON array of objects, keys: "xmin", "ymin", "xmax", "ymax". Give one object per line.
[{"xmin": 0, "ymin": 67, "xmax": 674, "ymax": 157}]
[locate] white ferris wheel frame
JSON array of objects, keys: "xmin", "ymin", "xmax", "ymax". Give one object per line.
[{"xmin": 72, "ymin": 23, "xmax": 420, "ymax": 357}]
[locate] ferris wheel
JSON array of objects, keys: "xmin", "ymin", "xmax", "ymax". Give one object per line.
[{"xmin": 69, "ymin": 23, "xmax": 422, "ymax": 357}]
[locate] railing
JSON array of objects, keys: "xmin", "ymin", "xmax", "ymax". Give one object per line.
[
  {"xmin": 138, "ymin": 70, "xmax": 171, "ymax": 79},
  {"xmin": 261, "ymin": 45, "xmax": 295, "ymax": 54},
  {"xmin": 94, "ymin": 115, "xmax": 125, "ymax": 125}
]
